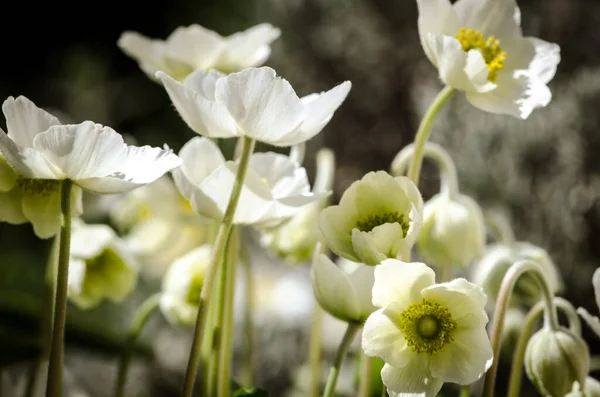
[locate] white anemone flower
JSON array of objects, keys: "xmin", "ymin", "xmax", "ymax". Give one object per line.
[
  {"xmin": 173, "ymin": 137, "xmax": 327, "ymax": 226},
  {"xmin": 417, "ymin": 0, "xmax": 560, "ymax": 118},
  {"xmin": 67, "ymin": 221, "xmax": 137, "ymax": 309},
  {"xmin": 118, "ymin": 23, "xmax": 281, "ymax": 81},
  {"xmin": 157, "ymin": 67, "xmax": 351, "ymax": 146},
  {"xmin": 0, "ymin": 96, "xmax": 181, "ymax": 196},
  {"xmin": 160, "ymin": 245, "xmax": 212, "ymax": 326},
  {"xmin": 362, "ymin": 260, "xmax": 492, "ymax": 397}
]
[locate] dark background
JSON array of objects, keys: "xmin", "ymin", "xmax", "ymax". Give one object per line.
[{"xmin": 1, "ymin": 0, "xmax": 600, "ymax": 395}]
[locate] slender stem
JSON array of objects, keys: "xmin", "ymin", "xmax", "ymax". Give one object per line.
[
  {"xmin": 114, "ymin": 293, "xmax": 161, "ymax": 397},
  {"xmin": 314, "ymin": 149, "xmax": 336, "ymax": 194},
  {"xmin": 459, "ymin": 385, "xmax": 471, "ymax": 397},
  {"xmin": 289, "ymin": 142, "xmax": 306, "ymax": 165},
  {"xmin": 482, "ymin": 260, "xmax": 559, "ymax": 397},
  {"xmin": 406, "ymin": 86, "xmax": 456, "ymax": 185},
  {"xmin": 485, "ymin": 211, "xmax": 516, "ymax": 244},
  {"xmin": 181, "ymin": 137, "xmax": 255, "ymax": 397},
  {"xmin": 391, "ymin": 141, "xmax": 460, "ymax": 199},
  {"xmin": 207, "ymin": 254, "xmax": 227, "ymax": 397},
  {"xmin": 507, "ymin": 297, "xmax": 581, "ymax": 397},
  {"xmin": 45, "ymin": 179, "xmax": 73, "ymax": 397},
  {"xmin": 310, "ymin": 303, "xmax": 323, "ymax": 397},
  {"xmin": 357, "ymin": 352, "xmax": 374, "ymax": 397},
  {"xmin": 217, "ymin": 227, "xmax": 239, "ymax": 397},
  {"xmin": 322, "ymin": 323, "xmax": 360, "ymax": 397},
  {"xmin": 240, "ymin": 236, "xmax": 255, "ymax": 387},
  {"xmin": 381, "ymin": 386, "xmax": 387, "ymax": 397}
]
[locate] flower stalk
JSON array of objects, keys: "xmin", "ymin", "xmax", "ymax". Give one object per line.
[
  {"xmin": 181, "ymin": 136, "xmax": 255, "ymax": 397},
  {"xmin": 240, "ymin": 238, "xmax": 256, "ymax": 387},
  {"xmin": 482, "ymin": 259, "xmax": 560, "ymax": 397},
  {"xmin": 309, "ymin": 304, "xmax": 323, "ymax": 397},
  {"xmin": 114, "ymin": 293, "xmax": 161, "ymax": 397},
  {"xmin": 322, "ymin": 323, "xmax": 360, "ymax": 397},
  {"xmin": 357, "ymin": 352, "xmax": 375, "ymax": 397},
  {"xmin": 45, "ymin": 179, "xmax": 74, "ymax": 397}
]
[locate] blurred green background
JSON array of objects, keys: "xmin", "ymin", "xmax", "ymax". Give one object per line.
[{"xmin": 1, "ymin": 0, "xmax": 600, "ymax": 395}]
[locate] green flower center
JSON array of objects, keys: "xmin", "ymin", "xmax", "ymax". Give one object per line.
[
  {"xmin": 17, "ymin": 177, "xmax": 60, "ymax": 197},
  {"xmin": 455, "ymin": 28, "xmax": 507, "ymax": 82},
  {"xmin": 186, "ymin": 273, "xmax": 205, "ymax": 306},
  {"xmin": 399, "ymin": 299, "xmax": 457, "ymax": 355},
  {"xmin": 356, "ymin": 211, "xmax": 409, "ymax": 235}
]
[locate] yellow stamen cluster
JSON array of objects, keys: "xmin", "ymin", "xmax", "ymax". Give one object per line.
[
  {"xmin": 17, "ymin": 177, "xmax": 60, "ymax": 197},
  {"xmin": 398, "ymin": 299, "xmax": 457, "ymax": 354},
  {"xmin": 455, "ymin": 28, "xmax": 507, "ymax": 82},
  {"xmin": 356, "ymin": 211, "xmax": 409, "ymax": 236}
]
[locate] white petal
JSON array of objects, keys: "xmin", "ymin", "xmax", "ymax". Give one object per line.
[
  {"xmin": 295, "ymin": 81, "xmax": 351, "ymax": 142},
  {"xmin": 0, "ymin": 130, "xmax": 59, "ymax": 179},
  {"xmin": 372, "ymin": 260, "xmax": 435, "ymax": 309},
  {"xmin": 165, "ymin": 25, "xmax": 225, "ymax": 70},
  {"xmin": 430, "ymin": 326, "xmax": 493, "ymax": 384},
  {"xmin": 319, "ymin": 205, "xmax": 360, "ymax": 262},
  {"xmin": 270, "ymin": 192, "xmax": 326, "ymax": 224},
  {"xmin": 0, "ymin": 155, "xmax": 18, "ymax": 192},
  {"xmin": 466, "ymin": 71, "xmax": 551, "ymax": 119},
  {"xmin": 453, "ymin": 0, "xmax": 522, "ymax": 39},
  {"xmin": 2, "ymin": 96, "xmax": 61, "ymax": 147},
  {"xmin": 362, "ymin": 309, "xmax": 409, "ymax": 367},
  {"xmin": 593, "ymin": 268, "xmax": 600, "ymax": 311},
  {"xmin": 21, "ymin": 190, "xmax": 61, "ymax": 239},
  {"xmin": 527, "ymin": 38, "xmax": 560, "ymax": 84},
  {"xmin": 417, "ymin": 0, "xmax": 461, "ymax": 65},
  {"xmin": 577, "ymin": 308, "xmax": 600, "ymax": 339},
  {"xmin": 421, "ymin": 278, "xmax": 488, "ymax": 324},
  {"xmin": 426, "ymin": 34, "xmax": 495, "ymax": 93},
  {"xmin": 218, "ymin": 23, "xmax": 281, "ymax": 70},
  {"xmin": 0, "ymin": 189, "xmax": 26, "ymax": 224},
  {"xmin": 70, "ymin": 223, "xmax": 115, "ymax": 258},
  {"xmin": 311, "ymin": 253, "xmax": 361, "ymax": 321},
  {"xmin": 183, "ymin": 69, "xmax": 227, "ymax": 100},
  {"xmin": 117, "ymin": 31, "xmax": 168, "ymax": 78},
  {"xmin": 33, "ymin": 122, "xmax": 128, "ymax": 180},
  {"xmin": 381, "ymin": 358, "xmax": 443, "ymax": 397},
  {"xmin": 78, "ymin": 145, "xmax": 182, "ymax": 194},
  {"xmin": 67, "ymin": 258, "xmax": 87, "ymax": 295},
  {"xmin": 215, "ymin": 67, "xmax": 306, "ymax": 145},
  {"xmin": 250, "ymin": 152, "xmax": 310, "ymax": 198},
  {"xmin": 352, "ymin": 228, "xmax": 388, "ymax": 266},
  {"xmin": 157, "ymin": 71, "xmax": 239, "ymax": 138},
  {"xmin": 347, "ymin": 264, "xmax": 376, "ymax": 319}
]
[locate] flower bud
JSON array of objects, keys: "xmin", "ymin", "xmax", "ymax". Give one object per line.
[
  {"xmin": 470, "ymin": 242, "xmax": 562, "ymax": 306},
  {"xmin": 567, "ymin": 377, "xmax": 600, "ymax": 397},
  {"xmin": 417, "ymin": 192, "xmax": 485, "ymax": 268},
  {"xmin": 311, "ymin": 252, "xmax": 375, "ymax": 323},
  {"xmin": 160, "ymin": 245, "xmax": 211, "ymax": 326},
  {"xmin": 525, "ymin": 327, "xmax": 590, "ymax": 397}
]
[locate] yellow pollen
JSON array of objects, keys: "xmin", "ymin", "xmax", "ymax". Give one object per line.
[
  {"xmin": 398, "ymin": 299, "xmax": 457, "ymax": 354},
  {"xmin": 17, "ymin": 177, "xmax": 60, "ymax": 197},
  {"xmin": 356, "ymin": 211, "xmax": 409, "ymax": 235},
  {"xmin": 455, "ymin": 28, "xmax": 507, "ymax": 82}
]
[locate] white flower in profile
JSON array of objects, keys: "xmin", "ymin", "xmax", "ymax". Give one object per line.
[
  {"xmin": 417, "ymin": 0, "xmax": 560, "ymax": 118},
  {"xmin": 160, "ymin": 245, "xmax": 212, "ymax": 326},
  {"xmin": 173, "ymin": 137, "xmax": 327, "ymax": 225},
  {"xmin": 319, "ymin": 171, "xmax": 423, "ymax": 266},
  {"xmin": 311, "ymin": 252, "xmax": 375, "ymax": 323},
  {"xmin": 157, "ymin": 67, "xmax": 351, "ymax": 146},
  {"xmin": 362, "ymin": 260, "xmax": 492, "ymax": 397},
  {"xmin": 67, "ymin": 221, "xmax": 137, "ymax": 309},
  {"xmin": 0, "ymin": 96, "xmax": 181, "ymax": 194},
  {"xmin": 118, "ymin": 23, "xmax": 281, "ymax": 80},
  {"xmin": 577, "ymin": 267, "xmax": 600, "ymax": 339}
]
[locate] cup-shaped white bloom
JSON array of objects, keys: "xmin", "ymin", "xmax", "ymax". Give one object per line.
[
  {"xmin": 577, "ymin": 267, "xmax": 600, "ymax": 339},
  {"xmin": 173, "ymin": 137, "xmax": 327, "ymax": 225},
  {"xmin": 160, "ymin": 245, "xmax": 211, "ymax": 326},
  {"xmin": 418, "ymin": 192, "xmax": 485, "ymax": 268},
  {"xmin": 525, "ymin": 327, "xmax": 590, "ymax": 397},
  {"xmin": 470, "ymin": 241, "xmax": 562, "ymax": 306},
  {"xmin": 157, "ymin": 67, "xmax": 351, "ymax": 146},
  {"xmin": 319, "ymin": 171, "xmax": 423, "ymax": 266},
  {"xmin": 417, "ymin": 0, "xmax": 560, "ymax": 118},
  {"xmin": 118, "ymin": 24, "xmax": 281, "ymax": 80},
  {"xmin": 67, "ymin": 222, "xmax": 138, "ymax": 309},
  {"xmin": 362, "ymin": 260, "xmax": 492, "ymax": 397},
  {"xmin": 567, "ymin": 377, "xmax": 600, "ymax": 397},
  {"xmin": 311, "ymin": 253, "xmax": 375, "ymax": 323},
  {"xmin": 0, "ymin": 96, "xmax": 182, "ymax": 196}
]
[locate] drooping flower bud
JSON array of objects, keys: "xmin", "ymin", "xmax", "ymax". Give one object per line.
[
  {"xmin": 417, "ymin": 192, "xmax": 485, "ymax": 268},
  {"xmin": 525, "ymin": 327, "xmax": 589, "ymax": 397}
]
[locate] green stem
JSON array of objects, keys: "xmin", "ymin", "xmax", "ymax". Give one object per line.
[
  {"xmin": 459, "ymin": 385, "xmax": 471, "ymax": 397},
  {"xmin": 482, "ymin": 260, "xmax": 559, "ymax": 397},
  {"xmin": 207, "ymin": 253, "xmax": 227, "ymax": 397},
  {"xmin": 181, "ymin": 137, "xmax": 255, "ymax": 397},
  {"xmin": 114, "ymin": 293, "xmax": 161, "ymax": 397},
  {"xmin": 406, "ymin": 86, "xmax": 456, "ymax": 185},
  {"xmin": 310, "ymin": 303, "xmax": 323, "ymax": 397},
  {"xmin": 240, "ymin": 237, "xmax": 255, "ymax": 387},
  {"xmin": 357, "ymin": 352, "xmax": 374, "ymax": 397},
  {"xmin": 322, "ymin": 323, "xmax": 360, "ymax": 397},
  {"xmin": 45, "ymin": 179, "xmax": 73, "ymax": 397},
  {"xmin": 217, "ymin": 227, "xmax": 239, "ymax": 397},
  {"xmin": 507, "ymin": 297, "xmax": 581, "ymax": 397}
]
